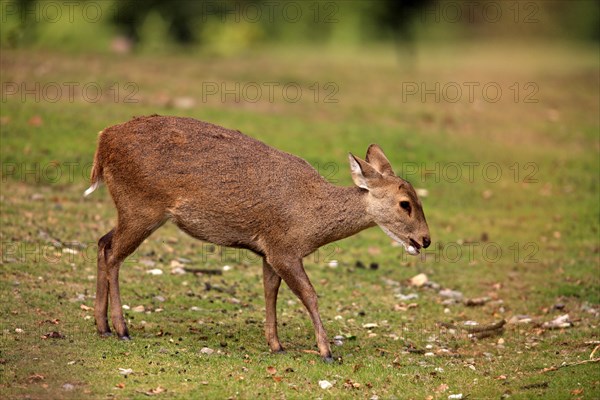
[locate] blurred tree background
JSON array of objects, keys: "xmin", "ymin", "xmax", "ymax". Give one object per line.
[{"xmin": 1, "ymin": 0, "xmax": 598, "ymax": 54}]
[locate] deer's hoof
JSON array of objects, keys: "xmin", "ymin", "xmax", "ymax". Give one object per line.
[
  {"xmin": 322, "ymin": 355, "xmax": 334, "ymax": 364},
  {"xmin": 99, "ymin": 331, "xmax": 112, "ymax": 338},
  {"xmin": 118, "ymin": 335, "xmax": 131, "ymax": 341}
]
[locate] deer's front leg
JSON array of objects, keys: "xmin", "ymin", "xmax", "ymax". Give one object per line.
[
  {"xmin": 263, "ymin": 259, "xmax": 284, "ymax": 353},
  {"xmin": 271, "ymin": 257, "xmax": 332, "ymax": 362}
]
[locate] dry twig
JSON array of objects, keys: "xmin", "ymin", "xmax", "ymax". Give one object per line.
[{"xmin": 540, "ymin": 358, "xmax": 600, "ymax": 373}]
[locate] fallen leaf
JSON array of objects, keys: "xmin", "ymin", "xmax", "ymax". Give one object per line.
[
  {"xmin": 570, "ymin": 388, "xmax": 584, "ymax": 395},
  {"xmin": 28, "ymin": 115, "xmax": 43, "ymax": 127},
  {"xmin": 142, "ymin": 386, "xmax": 166, "ymax": 396},
  {"xmin": 266, "ymin": 366, "xmax": 277, "ymax": 375},
  {"xmin": 28, "ymin": 373, "xmax": 45, "ymax": 382},
  {"xmin": 272, "ymin": 376, "xmax": 283, "ymax": 382},
  {"xmin": 41, "ymin": 331, "xmax": 65, "ymax": 339},
  {"xmin": 116, "ymin": 383, "xmax": 125, "ymax": 389},
  {"xmin": 118, "ymin": 368, "xmax": 133, "ymax": 376},
  {"xmin": 435, "ymin": 383, "xmax": 449, "ymax": 393},
  {"xmin": 343, "ymin": 379, "xmax": 361, "ymax": 389}
]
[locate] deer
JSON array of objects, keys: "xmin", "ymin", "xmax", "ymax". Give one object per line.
[{"xmin": 84, "ymin": 115, "xmax": 431, "ymax": 362}]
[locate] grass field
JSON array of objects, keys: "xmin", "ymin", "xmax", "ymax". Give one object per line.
[{"xmin": 1, "ymin": 41, "xmax": 599, "ymax": 399}]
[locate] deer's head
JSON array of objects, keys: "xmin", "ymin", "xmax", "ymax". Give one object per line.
[{"xmin": 349, "ymin": 144, "xmax": 431, "ymax": 255}]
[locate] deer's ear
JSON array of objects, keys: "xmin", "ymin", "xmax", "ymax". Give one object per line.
[
  {"xmin": 365, "ymin": 144, "xmax": 395, "ymax": 176},
  {"xmin": 348, "ymin": 153, "xmax": 381, "ymax": 190}
]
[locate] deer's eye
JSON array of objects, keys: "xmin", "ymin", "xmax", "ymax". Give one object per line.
[{"xmin": 400, "ymin": 201, "xmax": 411, "ymax": 214}]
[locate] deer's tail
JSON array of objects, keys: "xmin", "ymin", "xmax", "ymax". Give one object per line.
[{"xmin": 83, "ymin": 131, "xmax": 104, "ymax": 197}]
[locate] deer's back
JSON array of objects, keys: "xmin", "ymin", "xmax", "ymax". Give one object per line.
[{"xmin": 97, "ymin": 115, "xmax": 327, "ymax": 251}]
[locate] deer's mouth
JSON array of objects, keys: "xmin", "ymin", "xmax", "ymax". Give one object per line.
[
  {"xmin": 379, "ymin": 226, "xmax": 420, "ymax": 256},
  {"xmin": 409, "ymin": 238, "xmax": 422, "ymax": 253}
]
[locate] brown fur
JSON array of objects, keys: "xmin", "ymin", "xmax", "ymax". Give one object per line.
[{"xmin": 88, "ymin": 115, "xmax": 430, "ymax": 361}]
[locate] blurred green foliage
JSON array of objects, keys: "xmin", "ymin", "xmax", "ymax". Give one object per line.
[{"xmin": 0, "ymin": 0, "xmax": 598, "ymax": 54}]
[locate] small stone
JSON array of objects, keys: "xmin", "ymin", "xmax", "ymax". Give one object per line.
[
  {"xmin": 424, "ymin": 281, "xmax": 441, "ymax": 290},
  {"xmin": 328, "ymin": 260, "xmax": 338, "ymax": 268},
  {"xmin": 62, "ymin": 383, "xmax": 75, "ymax": 391},
  {"xmin": 140, "ymin": 259, "xmax": 156, "ymax": 267},
  {"xmin": 395, "ymin": 293, "xmax": 419, "ymax": 301},
  {"xmin": 319, "ymin": 380, "xmax": 333, "ymax": 389},
  {"xmin": 416, "ymin": 188, "xmax": 428, "ymax": 197},
  {"xmin": 439, "ymin": 289, "xmax": 464, "ymax": 301},
  {"xmin": 132, "ymin": 305, "xmax": 145, "ymax": 313},
  {"xmin": 410, "ymin": 273, "xmax": 428, "ymax": 287},
  {"xmin": 200, "ymin": 347, "xmax": 214, "ymax": 355},
  {"xmin": 153, "ymin": 296, "xmax": 165, "ymax": 302},
  {"xmin": 173, "ymin": 96, "xmax": 196, "ymax": 110},
  {"xmin": 146, "ymin": 269, "xmax": 163, "ymax": 275},
  {"xmin": 171, "ymin": 267, "xmax": 186, "ymax": 275},
  {"xmin": 222, "ymin": 265, "xmax": 232, "ymax": 272}
]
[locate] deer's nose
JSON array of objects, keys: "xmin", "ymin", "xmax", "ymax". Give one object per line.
[{"xmin": 422, "ymin": 236, "xmax": 431, "ymax": 248}]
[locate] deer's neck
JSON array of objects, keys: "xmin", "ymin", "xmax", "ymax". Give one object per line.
[{"xmin": 310, "ymin": 184, "xmax": 376, "ymax": 249}]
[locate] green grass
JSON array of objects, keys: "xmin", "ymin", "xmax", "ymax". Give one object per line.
[{"xmin": 1, "ymin": 42, "xmax": 599, "ymax": 399}]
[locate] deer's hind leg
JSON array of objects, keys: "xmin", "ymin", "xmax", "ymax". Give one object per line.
[{"xmin": 95, "ymin": 209, "xmax": 166, "ymax": 339}]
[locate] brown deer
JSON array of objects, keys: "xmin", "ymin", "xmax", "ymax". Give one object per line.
[{"xmin": 85, "ymin": 115, "xmax": 430, "ymax": 362}]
